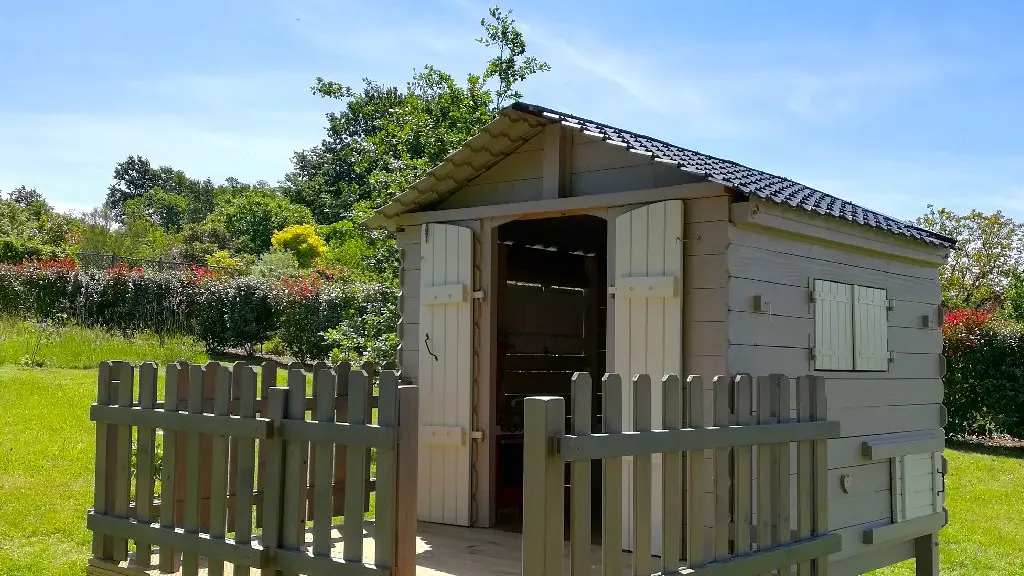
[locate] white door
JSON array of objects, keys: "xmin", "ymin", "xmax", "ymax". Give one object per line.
[
  {"xmin": 418, "ymin": 223, "xmax": 473, "ymax": 525},
  {"xmin": 614, "ymin": 200, "xmax": 684, "ymax": 553}
]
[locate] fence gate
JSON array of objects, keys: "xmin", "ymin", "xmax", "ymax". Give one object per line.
[{"xmin": 85, "ymin": 360, "xmax": 418, "ymax": 576}]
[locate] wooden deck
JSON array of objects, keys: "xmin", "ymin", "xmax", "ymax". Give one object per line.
[{"xmin": 87, "ymin": 521, "xmax": 658, "ymax": 576}]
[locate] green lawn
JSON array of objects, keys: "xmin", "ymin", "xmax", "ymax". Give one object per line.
[
  {"xmin": 0, "ymin": 361, "xmax": 1021, "ymax": 575},
  {"xmin": 0, "ymin": 317, "xmax": 207, "ymax": 369},
  {"xmin": 867, "ymin": 445, "xmax": 1024, "ymax": 576}
]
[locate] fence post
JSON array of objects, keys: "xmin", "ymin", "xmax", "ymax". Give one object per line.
[
  {"xmin": 811, "ymin": 376, "xmax": 830, "ymax": 576},
  {"xmin": 394, "ymin": 384, "xmax": 419, "ymax": 576},
  {"xmin": 523, "ymin": 396, "xmax": 565, "ymax": 576},
  {"xmin": 91, "ymin": 362, "xmax": 115, "ymax": 561}
]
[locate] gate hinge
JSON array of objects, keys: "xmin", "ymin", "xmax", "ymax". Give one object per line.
[{"xmin": 470, "ymin": 430, "xmax": 485, "ymax": 440}]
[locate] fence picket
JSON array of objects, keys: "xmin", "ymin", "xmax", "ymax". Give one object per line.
[
  {"xmin": 756, "ymin": 375, "xmax": 772, "ymax": 573},
  {"xmin": 134, "ymin": 362, "xmax": 158, "ymax": 567},
  {"xmin": 395, "ymin": 385, "xmax": 419, "ymax": 576},
  {"xmin": 261, "ymin": 387, "xmax": 287, "ymax": 576},
  {"xmin": 306, "ymin": 361, "xmax": 330, "ymax": 519},
  {"xmin": 374, "ymin": 371, "xmax": 400, "ymax": 569},
  {"xmin": 231, "ymin": 366, "xmax": 258, "ymax": 576},
  {"xmin": 772, "ymin": 374, "xmax": 792, "ymax": 574},
  {"xmin": 256, "ymin": 360, "xmax": 278, "ymax": 529},
  {"xmin": 661, "ymin": 374, "xmax": 683, "ymax": 572},
  {"xmin": 633, "ymin": 374, "xmax": 653, "ymax": 575},
  {"xmin": 226, "ymin": 361, "xmax": 244, "ymax": 534},
  {"xmin": 207, "ymin": 366, "xmax": 230, "ymax": 576},
  {"xmin": 733, "ymin": 375, "xmax": 754, "ymax": 556},
  {"xmin": 91, "ymin": 362, "xmax": 114, "ymax": 561},
  {"xmin": 601, "ymin": 374, "xmax": 623, "ymax": 576},
  {"xmin": 796, "ymin": 376, "xmax": 814, "ymax": 576},
  {"xmin": 713, "ymin": 375, "xmax": 731, "ymax": 560},
  {"xmin": 112, "ymin": 362, "xmax": 134, "ymax": 562},
  {"xmin": 159, "ymin": 363, "xmax": 183, "ymax": 572},
  {"xmin": 182, "ymin": 364, "xmax": 205, "ymax": 576},
  {"xmin": 343, "ymin": 369, "xmax": 370, "ymax": 563},
  {"xmin": 811, "ymin": 376, "xmax": 830, "ymax": 576},
  {"xmin": 333, "ymin": 362, "xmax": 352, "ymax": 518},
  {"xmin": 523, "ymin": 396, "xmax": 566, "ymax": 576},
  {"xmin": 312, "ymin": 368, "xmax": 337, "ymax": 558},
  {"xmin": 685, "ymin": 375, "xmax": 706, "ymax": 567},
  {"xmin": 282, "ymin": 366, "xmax": 308, "ymax": 569},
  {"xmin": 570, "ymin": 373, "xmax": 593, "ymax": 576}
]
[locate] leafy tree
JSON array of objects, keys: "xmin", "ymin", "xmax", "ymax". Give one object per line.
[
  {"xmin": 105, "ymin": 155, "xmax": 218, "ymax": 224},
  {"xmin": 281, "ymin": 5, "xmax": 549, "ymax": 225},
  {"xmin": 271, "ymin": 224, "xmax": 327, "ymax": 268},
  {"xmin": 123, "ymin": 188, "xmax": 189, "ymax": 232},
  {"xmin": 916, "ymin": 205, "xmax": 1024, "ymax": 308},
  {"xmin": 477, "ymin": 5, "xmax": 551, "ymax": 110},
  {"xmin": 207, "ymin": 189, "xmax": 313, "ymax": 255}
]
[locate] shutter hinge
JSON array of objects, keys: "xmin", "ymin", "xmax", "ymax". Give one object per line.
[
  {"xmin": 472, "ymin": 290, "xmax": 485, "ymax": 300},
  {"xmin": 888, "ymin": 350, "xmax": 896, "ymax": 363},
  {"xmin": 887, "ymin": 299, "xmax": 896, "ymax": 312},
  {"xmin": 809, "ymin": 289, "xmax": 818, "ymax": 303},
  {"xmin": 809, "ymin": 347, "xmax": 818, "ymax": 361}
]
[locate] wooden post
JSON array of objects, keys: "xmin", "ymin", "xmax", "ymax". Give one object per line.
[
  {"xmin": 395, "ymin": 384, "xmax": 419, "ymax": 576},
  {"xmin": 602, "ymin": 374, "xmax": 623, "ymax": 576},
  {"xmin": 332, "ymin": 362, "xmax": 352, "ymax": 517},
  {"xmin": 523, "ymin": 395, "xmax": 566, "ymax": 576},
  {"xmin": 570, "ymin": 373, "xmax": 592, "ymax": 576},
  {"xmin": 915, "ymin": 533, "xmax": 939, "ymax": 576},
  {"xmin": 756, "ymin": 375, "xmax": 773, "ymax": 564},
  {"xmin": 771, "ymin": 373, "xmax": 791, "ymax": 550},
  {"xmin": 256, "ymin": 360, "xmax": 278, "ymax": 528},
  {"xmin": 112, "ymin": 362, "xmax": 134, "ymax": 563}
]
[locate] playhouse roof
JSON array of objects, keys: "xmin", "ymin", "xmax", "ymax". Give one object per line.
[{"xmin": 369, "ymin": 102, "xmax": 955, "ymax": 248}]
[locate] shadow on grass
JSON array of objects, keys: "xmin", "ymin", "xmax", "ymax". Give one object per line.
[{"xmin": 947, "ymin": 436, "xmax": 1024, "ymax": 460}]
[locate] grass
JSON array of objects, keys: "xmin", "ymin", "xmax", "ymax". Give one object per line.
[
  {"xmin": 0, "ymin": 325, "xmax": 1017, "ymax": 574},
  {"xmin": 0, "ymin": 317, "xmax": 207, "ymax": 369},
  {"xmin": 867, "ymin": 446, "xmax": 1024, "ymax": 576}
]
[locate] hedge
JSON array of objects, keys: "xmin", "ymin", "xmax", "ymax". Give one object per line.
[
  {"xmin": 0, "ymin": 261, "xmax": 398, "ymax": 363},
  {"xmin": 942, "ymin": 308, "xmax": 1024, "ymax": 437}
]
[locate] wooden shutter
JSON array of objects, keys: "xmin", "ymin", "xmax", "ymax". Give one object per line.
[
  {"xmin": 892, "ymin": 452, "xmax": 943, "ymax": 522},
  {"xmin": 813, "ymin": 280, "xmax": 853, "ymax": 370},
  {"xmin": 613, "ymin": 200, "xmax": 683, "ymax": 553},
  {"xmin": 854, "ymin": 285, "xmax": 889, "ymax": 371},
  {"xmin": 418, "ymin": 223, "xmax": 473, "ymax": 526}
]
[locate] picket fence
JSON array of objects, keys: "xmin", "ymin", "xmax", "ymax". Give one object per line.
[{"xmin": 86, "ymin": 360, "xmax": 418, "ymax": 576}]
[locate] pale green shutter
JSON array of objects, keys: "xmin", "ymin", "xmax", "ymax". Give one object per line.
[
  {"xmin": 854, "ymin": 285, "xmax": 889, "ymax": 371},
  {"xmin": 813, "ymin": 280, "xmax": 853, "ymax": 370}
]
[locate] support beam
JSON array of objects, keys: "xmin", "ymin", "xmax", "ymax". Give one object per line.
[
  {"xmin": 387, "ymin": 182, "xmax": 726, "ymax": 227},
  {"xmin": 542, "ymin": 124, "xmax": 572, "ymax": 199}
]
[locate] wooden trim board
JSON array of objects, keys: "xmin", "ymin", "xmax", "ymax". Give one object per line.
[
  {"xmin": 386, "ymin": 182, "xmax": 726, "ymax": 227},
  {"xmin": 862, "ymin": 510, "xmax": 947, "ymax": 545}
]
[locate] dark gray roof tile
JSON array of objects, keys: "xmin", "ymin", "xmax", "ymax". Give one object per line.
[{"xmin": 511, "ymin": 102, "xmax": 954, "ymax": 247}]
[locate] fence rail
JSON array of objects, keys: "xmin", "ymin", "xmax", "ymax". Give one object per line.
[
  {"xmin": 86, "ymin": 359, "xmax": 417, "ymax": 576},
  {"xmin": 524, "ymin": 372, "xmax": 841, "ymax": 576},
  {"xmin": 76, "ymin": 252, "xmax": 234, "ymax": 273}
]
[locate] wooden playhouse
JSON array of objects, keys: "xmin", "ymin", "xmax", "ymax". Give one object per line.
[{"xmin": 366, "ymin": 102, "xmax": 954, "ymax": 575}]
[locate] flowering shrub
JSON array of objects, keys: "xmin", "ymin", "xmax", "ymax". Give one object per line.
[
  {"xmin": 271, "ymin": 224, "xmax": 327, "ymax": 268},
  {"xmin": 0, "ymin": 261, "xmax": 395, "ymax": 363},
  {"xmin": 942, "ymin": 307, "xmax": 1024, "ymax": 437}
]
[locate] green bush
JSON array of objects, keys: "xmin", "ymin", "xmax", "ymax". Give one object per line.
[
  {"xmin": 196, "ymin": 277, "xmax": 276, "ymax": 353},
  {"xmin": 275, "ymin": 276, "xmax": 346, "ymax": 362},
  {"xmin": 0, "ymin": 237, "xmax": 66, "ymax": 265},
  {"xmin": 943, "ymin": 308, "xmax": 1024, "ymax": 437}
]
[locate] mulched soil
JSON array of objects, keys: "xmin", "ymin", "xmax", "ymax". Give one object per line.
[{"xmin": 948, "ymin": 433, "xmax": 1024, "ymax": 449}]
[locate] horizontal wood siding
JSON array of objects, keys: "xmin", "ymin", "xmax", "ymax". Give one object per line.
[
  {"xmin": 437, "ymin": 135, "xmax": 545, "ymax": 209},
  {"xmin": 570, "ymin": 134, "xmax": 706, "ymax": 197},
  {"xmin": 397, "ymin": 227, "xmax": 421, "ymax": 385},
  {"xmin": 726, "ymin": 220, "xmax": 946, "ymax": 570}
]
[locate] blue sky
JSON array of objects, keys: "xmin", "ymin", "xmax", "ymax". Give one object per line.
[{"xmin": 2, "ymin": 0, "xmax": 1023, "ymax": 221}]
